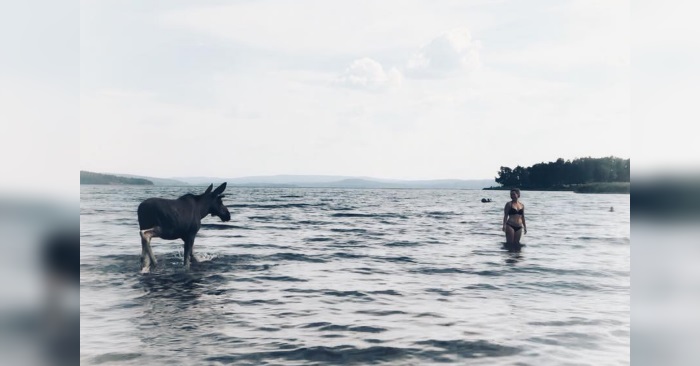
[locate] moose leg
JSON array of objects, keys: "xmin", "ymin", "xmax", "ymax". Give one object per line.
[
  {"xmin": 183, "ymin": 235, "xmax": 195, "ymax": 269},
  {"xmin": 140, "ymin": 233, "xmax": 152, "ymax": 273},
  {"xmin": 140, "ymin": 227, "xmax": 160, "ymax": 273},
  {"xmin": 189, "ymin": 240, "xmax": 199, "ymax": 264}
]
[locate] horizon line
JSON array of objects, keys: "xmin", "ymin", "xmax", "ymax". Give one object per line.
[{"xmin": 80, "ymin": 170, "xmax": 495, "ymax": 182}]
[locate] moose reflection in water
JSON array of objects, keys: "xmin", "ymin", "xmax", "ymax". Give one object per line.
[{"xmin": 137, "ymin": 183, "xmax": 231, "ymax": 273}]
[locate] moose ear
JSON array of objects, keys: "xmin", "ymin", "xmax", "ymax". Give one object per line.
[
  {"xmin": 204, "ymin": 184, "xmax": 214, "ymax": 195},
  {"xmin": 212, "ymin": 182, "xmax": 227, "ymax": 196}
]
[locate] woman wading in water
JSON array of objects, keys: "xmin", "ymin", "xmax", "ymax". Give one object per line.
[{"xmin": 503, "ymin": 188, "xmax": 527, "ymax": 250}]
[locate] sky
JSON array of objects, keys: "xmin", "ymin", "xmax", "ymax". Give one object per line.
[{"xmin": 79, "ymin": 0, "xmax": 631, "ymax": 180}]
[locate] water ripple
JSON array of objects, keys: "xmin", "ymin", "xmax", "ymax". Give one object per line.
[{"xmin": 81, "ymin": 187, "xmax": 630, "ymax": 365}]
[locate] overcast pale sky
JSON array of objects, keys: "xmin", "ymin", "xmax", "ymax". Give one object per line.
[{"xmin": 79, "ymin": 0, "xmax": 630, "ymax": 180}]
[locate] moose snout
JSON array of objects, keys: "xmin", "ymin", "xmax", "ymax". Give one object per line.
[
  {"xmin": 211, "ymin": 211, "xmax": 231, "ymax": 221},
  {"xmin": 221, "ymin": 212, "xmax": 231, "ymax": 222}
]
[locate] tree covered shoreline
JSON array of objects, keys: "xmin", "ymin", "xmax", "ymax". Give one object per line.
[
  {"xmin": 486, "ymin": 157, "xmax": 630, "ymax": 193},
  {"xmin": 81, "ymin": 171, "xmax": 154, "ymax": 185}
]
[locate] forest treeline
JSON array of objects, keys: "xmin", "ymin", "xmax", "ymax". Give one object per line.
[{"xmin": 494, "ymin": 156, "xmax": 630, "ymax": 190}]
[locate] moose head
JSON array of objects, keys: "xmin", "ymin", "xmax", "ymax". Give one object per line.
[{"xmin": 202, "ymin": 182, "xmax": 231, "ymax": 222}]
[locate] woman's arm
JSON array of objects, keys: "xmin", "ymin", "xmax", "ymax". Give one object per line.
[
  {"xmin": 502, "ymin": 203, "xmax": 510, "ymax": 232},
  {"xmin": 521, "ymin": 205, "xmax": 527, "ymax": 234}
]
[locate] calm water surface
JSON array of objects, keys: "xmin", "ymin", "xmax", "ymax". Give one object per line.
[{"xmin": 80, "ymin": 186, "xmax": 629, "ymax": 365}]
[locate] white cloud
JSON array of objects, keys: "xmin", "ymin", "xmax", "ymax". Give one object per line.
[
  {"xmin": 158, "ymin": 1, "xmax": 481, "ymax": 56},
  {"xmin": 406, "ymin": 28, "xmax": 482, "ymax": 78},
  {"xmin": 335, "ymin": 58, "xmax": 402, "ymax": 91},
  {"xmin": 80, "ymin": 0, "xmax": 630, "ymax": 180}
]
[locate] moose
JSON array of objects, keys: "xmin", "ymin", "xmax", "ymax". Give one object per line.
[{"xmin": 137, "ymin": 182, "xmax": 231, "ymax": 273}]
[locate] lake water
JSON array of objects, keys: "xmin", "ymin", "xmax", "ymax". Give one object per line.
[{"xmin": 80, "ymin": 186, "xmax": 629, "ymax": 365}]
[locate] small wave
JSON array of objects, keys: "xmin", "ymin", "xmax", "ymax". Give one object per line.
[
  {"xmin": 384, "ymin": 241, "xmax": 420, "ymax": 247},
  {"xmin": 235, "ymin": 243, "xmax": 291, "ymax": 250},
  {"xmin": 206, "ymin": 345, "xmax": 410, "ymax": 364},
  {"xmin": 258, "ymin": 225, "xmax": 301, "ymax": 231},
  {"xmin": 300, "ymin": 321, "xmax": 332, "ymax": 328},
  {"xmin": 326, "ymin": 206, "xmax": 357, "ymax": 211},
  {"xmin": 305, "ymin": 237, "xmax": 334, "ymax": 242},
  {"xmin": 528, "ymin": 280, "xmax": 601, "ymax": 292},
  {"xmin": 367, "ymin": 289, "xmax": 402, "ymax": 296},
  {"xmin": 314, "ymin": 323, "xmax": 386, "ymax": 333},
  {"xmin": 526, "ymin": 332, "xmax": 600, "ymax": 349},
  {"xmin": 474, "ymin": 270, "xmax": 503, "ymax": 277},
  {"xmin": 510, "ymin": 266, "xmax": 609, "ymax": 278},
  {"xmin": 228, "ymin": 299, "xmax": 283, "ymax": 306},
  {"xmin": 113, "ymin": 218, "xmax": 134, "ymax": 226},
  {"xmin": 190, "ymin": 254, "xmax": 272, "ymax": 273},
  {"xmin": 425, "ymin": 211, "xmax": 459, "ymax": 218},
  {"xmin": 331, "ymin": 213, "xmax": 408, "ymax": 219},
  {"xmin": 597, "ymin": 236, "xmax": 630, "ymax": 245},
  {"xmin": 266, "ymin": 252, "xmax": 326, "ymax": 263},
  {"xmin": 355, "ymin": 309, "xmax": 407, "ymax": 316},
  {"xmin": 414, "ymin": 312, "xmax": 444, "ymax": 318},
  {"xmin": 331, "ymin": 213, "xmax": 377, "ymax": 218},
  {"xmin": 330, "ymin": 228, "xmax": 368, "ymax": 233},
  {"xmin": 350, "ymin": 267, "xmax": 390, "ymax": 275},
  {"xmin": 247, "ymin": 215, "xmax": 276, "ymax": 221},
  {"xmin": 414, "ymin": 339, "xmax": 522, "ymax": 359},
  {"xmin": 222, "ymin": 224, "xmax": 254, "ymax": 230},
  {"xmin": 412, "ymin": 267, "xmax": 470, "ymax": 275},
  {"xmin": 464, "ymin": 284, "xmax": 501, "ymax": 291},
  {"xmin": 375, "ymin": 256, "xmax": 415, "ymax": 263},
  {"xmin": 220, "ymin": 234, "xmax": 246, "ymax": 238},
  {"xmin": 298, "ymin": 220, "xmax": 333, "ymax": 225},
  {"xmin": 255, "ymin": 275, "xmax": 307, "ymax": 282},
  {"xmin": 425, "ymin": 288, "xmax": 455, "ymax": 296},
  {"xmin": 349, "ymin": 326, "xmax": 386, "ymax": 333},
  {"xmin": 227, "ymin": 203, "xmax": 315, "ymax": 209},
  {"xmin": 471, "ymin": 249, "xmax": 503, "ymax": 256},
  {"xmin": 91, "ymin": 352, "xmax": 142, "ymax": 364},
  {"xmin": 323, "ymin": 290, "xmax": 372, "ymax": 300},
  {"xmin": 327, "ymin": 240, "xmax": 366, "ymax": 248},
  {"xmin": 331, "ymin": 252, "xmax": 366, "ymax": 260},
  {"xmin": 283, "ymin": 288, "xmax": 318, "ymax": 295},
  {"xmin": 528, "ymin": 317, "xmax": 605, "ymax": 327},
  {"xmin": 256, "ymin": 326, "xmax": 281, "ymax": 332},
  {"xmin": 204, "ymin": 288, "xmax": 226, "ymax": 296}
]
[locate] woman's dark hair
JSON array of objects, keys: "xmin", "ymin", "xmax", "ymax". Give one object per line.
[{"xmin": 510, "ymin": 188, "xmax": 521, "ymax": 196}]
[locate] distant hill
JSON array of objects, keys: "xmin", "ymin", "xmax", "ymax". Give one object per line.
[
  {"xmin": 81, "ymin": 171, "xmax": 153, "ymax": 185},
  {"xmin": 174, "ymin": 175, "xmax": 494, "ymax": 189},
  {"xmin": 301, "ymin": 178, "xmax": 494, "ymax": 189},
  {"xmin": 173, "ymin": 175, "xmax": 357, "ymax": 185},
  {"xmin": 83, "ymin": 172, "xmax": 494, "ymax": 189},
  {"xmin": 113, "ymin": 174, "xmax": 189, "ymax": 186}
]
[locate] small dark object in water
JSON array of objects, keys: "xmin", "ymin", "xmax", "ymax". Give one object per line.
[
  {"xmin": 481, "ymin": 198, "xmax": 492, "ymax": 203},
  {"xmin": 609, "ymin": 206, "xmax": 614, "ymax": 212},
  {"xmin": 137, "ymin": 183, "xmax": 230, "ymax": 273}
]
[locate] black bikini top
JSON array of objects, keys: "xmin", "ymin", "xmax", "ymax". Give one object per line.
[{"xmin": 508, "ymin": 204, "xmax": 524, "ymax": 215}]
